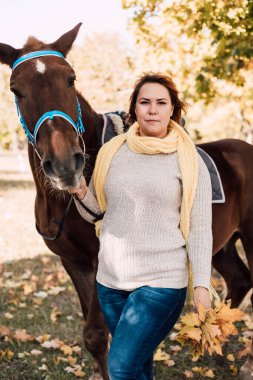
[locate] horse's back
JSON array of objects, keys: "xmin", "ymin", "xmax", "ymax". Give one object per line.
[{"xmin": 199, "ymin": 138, "xmax": 253, "ymax": 179}]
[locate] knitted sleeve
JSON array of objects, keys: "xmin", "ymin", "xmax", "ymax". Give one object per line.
[
  {"xmin": 188, "ymin": 155, "xmax": 213, "ymax": 289},
  {"xmin": 73, "ymin": 174, "xmax": 102, "ymax": 224}
]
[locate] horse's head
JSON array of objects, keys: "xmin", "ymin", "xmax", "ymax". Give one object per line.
[{"xmin": 0, "ymin": 23, "xmax": 85, "ymax": 190}]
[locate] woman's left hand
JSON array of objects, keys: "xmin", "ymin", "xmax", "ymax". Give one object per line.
[{"xmin": 194, "ymin": 286, "xmax": 211, "ymax": 312}]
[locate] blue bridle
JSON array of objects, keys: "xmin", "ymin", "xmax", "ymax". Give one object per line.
[{"xmin": 12, "ymin": 50, "xmax": 85, "ymax": 154}]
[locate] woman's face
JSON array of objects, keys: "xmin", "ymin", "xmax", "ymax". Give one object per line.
[{"xmin": 135, "ymin": 82, "xmax": 174, "ymax": 139}]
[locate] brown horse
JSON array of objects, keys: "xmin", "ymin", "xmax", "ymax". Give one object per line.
[{"xmin": 0, "ymin": 24, "xmax": 253, "ymax": 380}]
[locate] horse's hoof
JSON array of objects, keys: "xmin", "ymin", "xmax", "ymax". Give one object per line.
[{"xmin": 88, "ymin": 374, "xmax": 103, "ymax": 380}]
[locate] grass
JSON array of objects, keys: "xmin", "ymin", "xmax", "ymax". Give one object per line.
[{"xmin": 0, "ymin": 254, "xmax": 249, "ymax": 380}]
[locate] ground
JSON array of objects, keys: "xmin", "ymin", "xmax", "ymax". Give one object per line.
[{"xmin": 0, "ymin": 150, "xmax": 251, "ymax": 379}]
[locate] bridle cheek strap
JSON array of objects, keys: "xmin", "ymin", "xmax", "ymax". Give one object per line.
[{"xmin": 12, "ymin": 50, "xmax": 85, "ymax": 158}]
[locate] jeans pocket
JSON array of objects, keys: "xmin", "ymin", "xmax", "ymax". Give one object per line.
[{"xmin": 96, "ymin": 282, "xmax": 128, "ymax": 305}]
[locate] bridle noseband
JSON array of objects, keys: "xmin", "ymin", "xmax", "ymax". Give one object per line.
[{"xmin": 12, "ymin": 50, "xmax": 85, "ymax": 159}]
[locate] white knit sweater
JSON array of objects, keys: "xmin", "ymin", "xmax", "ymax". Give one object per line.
[{"xmin": 75, "ymin": 142, "xmax": 213, "ymax": 291}]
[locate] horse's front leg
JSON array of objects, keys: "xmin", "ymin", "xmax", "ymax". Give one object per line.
[{"xmin": 61, "ymin": 258, "xmax": 109, "ymax": 380}]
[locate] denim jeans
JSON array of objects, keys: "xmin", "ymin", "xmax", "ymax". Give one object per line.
[{"xmin": 96, "ymin": 282, "xmax": 187, "ymax": 380}]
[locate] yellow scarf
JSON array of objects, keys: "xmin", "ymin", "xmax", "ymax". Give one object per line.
[{"xmin": 93, "ymin": 120, "xmax": 218, "ymax": 303}]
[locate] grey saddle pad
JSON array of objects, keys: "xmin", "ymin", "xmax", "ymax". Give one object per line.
[{"xmin": 102, "ymin": 113, "xmax": 225, "ymax": 204}]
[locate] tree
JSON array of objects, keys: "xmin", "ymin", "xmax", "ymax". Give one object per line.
[
  {"xmin": 120, "ymin": 0, "xmax": 253, "ymax": 142},
  {"xmin": 122, "ymin": 0, "xmax": 253, "ymax": 101}
]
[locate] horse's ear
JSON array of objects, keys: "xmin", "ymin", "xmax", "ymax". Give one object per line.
[
  {"xmin": 50, "ymin": 23, "xmax": 82, "ymax": 57},
  {"xmin": 0, "ymin": 43, "xmax": 20, "ymax": 68}
]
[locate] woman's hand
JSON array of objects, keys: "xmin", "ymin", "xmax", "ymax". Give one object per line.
[
  {"xmin": 194, "ymin": 286, "xmax": 211, "ymax": 312},
  {"xmin": 67, "ymin": 176, "xmax": 88, "ymax": 200}
]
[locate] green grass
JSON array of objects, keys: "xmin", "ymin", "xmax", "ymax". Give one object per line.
[{"xmin": 0, "ymin": 255, "xmax": 248, "ymax": 380}]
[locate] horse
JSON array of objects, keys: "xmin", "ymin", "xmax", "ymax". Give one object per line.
[{"xmin": 0, "ymin": 23, "xmax": 253, "ymax": 380}]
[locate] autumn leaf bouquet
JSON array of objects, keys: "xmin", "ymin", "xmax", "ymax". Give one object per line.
[{"xmin": 176, "ymin": 301, "xmax": 245, "ymax": 360}]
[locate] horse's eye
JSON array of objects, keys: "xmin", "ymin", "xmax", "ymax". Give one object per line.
[
  {"xmin": 10, "ymin": 87, "xmax": 23, "ymax": 100},
  {"xmin": 68, "ymin": 76, "xmax": 76, "ymax": 87}
]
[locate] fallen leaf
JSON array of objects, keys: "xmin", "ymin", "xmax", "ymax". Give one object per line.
[
  {"xmin": 33, "ymin": 298, "xmax": 43, "ymax": 306},
  {"xmin": 204, "ymin": 369, "xmax": 215, "ymax": 378},
  {"xmin": 0, "ymin": 326, "xmax": 10, "ymax": 337},
  {"xmin": 1, "ymin": 350, "xmax": 14, "ymax": 361},
  {"xmin": 48, "ymin": 286, "xmax": 66, "ymax": 295},
  {"xmin": 38, "ymin": 364, "xmax": 48, "ymax": 371},
  {"xmin": 36, "ymin": 334, "xmax": 51, "ymax": 343},
  {"xmin": 230, "ymin": 364, "xmax": 238, "ymax": 376},
  {"xmin": 74, "ymin": 369, "xmax": 85, "ymax": 378},
  {"xmin": 13, "ymin": 329, "xmax": 35, "ymax": 342},
  {"xmin": 41, "ymin": 338, "xmax": 62, "ymax": 349},
  {"xmin": 18, "ymin": 352, "xmax": 30, "ymax": 358},
  {"xmin": 227, "ymin": 353, "xmax": 235, "ymax": 362},
  {"xmin": 20, "ymin": 270, "xmax": 32, "ymax": 280},
  {"xmin": 4, "ymin": 312, "xmax": 14, "ymax": 319},
  {"xmin": 170, "ymin": 345, "xmax": 182, "ymax": 354},
  {"xmin": 33, "ymin": 291, "xmax": 48, "ymax": 299},
  {"xmin": 22, "ymin": 283, "xmax": 36, "ymax": 295},
  {"xmin": 184, "ymin": 370, "xmax": 194, "ymax": 378},
  {"xmin": 31, "ymin": 349, "xmax": 43, "ymax": 356},
  {"xmin": 153, "ymin": 347, "xmax": 170, "ymax": 361},
  {"xmin": 60, "ymin": 344, "xmax": 73, "ymax": 356},
  {"xmin": 50, "ymin": 307, "xmax": 62, "ymax": 323},
  {"xmin": 163, "ymin": 359, "xmax": 175, "ymax": 367},
  {"xmin": 72, "ymin": 346, "xmax": 82, "ymax": 355},
  {"xmin": 67, "ymin": 355, "xmax": 77, "ymax": 366}
]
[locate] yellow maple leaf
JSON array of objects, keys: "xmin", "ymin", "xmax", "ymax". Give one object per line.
[
  {"xmin": 153, "ymin": 347, "xmax": 170, "ymax": 361},
  {"xmin": 197, "ymin": 303, "xmax": 208, "ymax": 323},
  {"xmin": 177, "ymin": 301, "xmax": 243, "ymax": 360},
  {"xmin": 181, "ymin": 312, "xmax": 201, "ymax": 327},
  {"xmin": 177, "ymin": 326, "xmax": 202, "ymax": 342},
  {"xmin": 215, "ymin": 301, "xmax": 245, "ymax": 323}
]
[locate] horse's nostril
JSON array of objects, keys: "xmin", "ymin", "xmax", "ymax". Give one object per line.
[
  {"xmin": 74, "ymin": 153, "xmax": 85, "ymax": 172},
  {"xmin": 42, "ymin": 160, "xmax": 55, "ymax": 177}
]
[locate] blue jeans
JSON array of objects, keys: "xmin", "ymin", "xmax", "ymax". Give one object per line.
[{"xmin": 96, "ymin": 282, "xmax": 187, "ymax": 380}]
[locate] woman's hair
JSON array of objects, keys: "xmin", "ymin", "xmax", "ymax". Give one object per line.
[{"xmin": 128, "ymin": 72, "xmax": 187, "ymax": 125}]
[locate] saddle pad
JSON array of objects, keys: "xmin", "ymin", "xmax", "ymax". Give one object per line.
[
  {"xmin": 197, "ymin": 147, "xmax": 225, "ymax": 203},
  {"xmin": 102, "ymin": 113, "xmax": 225, "ymax": 204}
]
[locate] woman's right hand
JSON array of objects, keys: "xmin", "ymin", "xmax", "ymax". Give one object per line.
[{"xmin": 67, "ymin": 176, "xmax": 88, "ymax": 200}]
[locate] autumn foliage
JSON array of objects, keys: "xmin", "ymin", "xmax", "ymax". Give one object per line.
[{"xmin": 176, "ymin": 301, "xmax": 245, "ymax": 360}]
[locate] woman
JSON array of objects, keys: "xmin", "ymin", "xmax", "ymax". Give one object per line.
[{"xmin": 68, "ymin": 72, "xmax": 212, "ymax": 380}]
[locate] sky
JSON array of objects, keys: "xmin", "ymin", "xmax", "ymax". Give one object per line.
[{"xmin": 0, "ymin": 0, "xmax": 133, "ymax": 48}]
